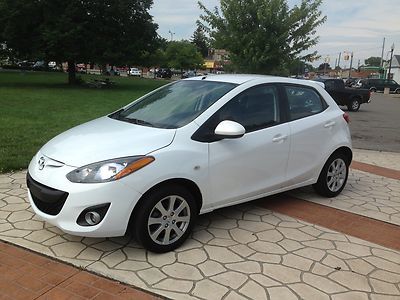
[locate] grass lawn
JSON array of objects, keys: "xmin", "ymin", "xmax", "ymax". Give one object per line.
[{"xmin": 0, "ymin": 70, "xmax": 168, "ymax": 173}]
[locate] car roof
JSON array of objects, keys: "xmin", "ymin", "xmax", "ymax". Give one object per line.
[{"xmin": 183, "ymin": 74, "xmax": 325, "ymax": 89}]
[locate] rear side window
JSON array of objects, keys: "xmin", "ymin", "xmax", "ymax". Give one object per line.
[{"xmin": 285, "ymin": 86, "xmax": 325, "ymax": 121}]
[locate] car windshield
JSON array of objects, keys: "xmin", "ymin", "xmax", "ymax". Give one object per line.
[{"xmin": 110, "ymin": 80, "xmax": 237, "ymax": 129}]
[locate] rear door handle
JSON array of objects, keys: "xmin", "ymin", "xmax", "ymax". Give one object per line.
[
  {"xmin": 324, "ymin": 121, "xmax": 336, "ymax": 128},
  {"xmin": 272, "ymin": 134, "xmax": 288, "ymax": 143}
]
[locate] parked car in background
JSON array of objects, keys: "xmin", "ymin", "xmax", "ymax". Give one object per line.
[
  {"xmin": 182, "ymin": 70, "xmax": 197, "ymax": 79},
  {"xmin": 359, "ymin": 78, "xmax": 400, "ymax": 93},
  {"xmin": 128, "ymin": 68, "xmax": 141, "ymax": 77},
  {"xmin": 315, "ymin": 78, "xmax": 370, "ymax": 111},
  {"xmin": 156, "ymin": 68, "xmax": 173, "ymax": 79},
  {"xmin": 27, "ymin": 75, "xmax": 352, "ymax": 252},
  {"xmin": 17, "ymin": 60, "xmax": 35, "ymax": 69},
  {"xmin": 48, "ymin": 61, "xmax": 57, "ymax": 69},
  {"xmin": 76, "ymin": 63, "xmax": 86, "ymax": 74}
]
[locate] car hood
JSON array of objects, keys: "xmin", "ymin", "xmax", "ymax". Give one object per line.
[{"xmin": 40, "ymin": 117, "xmax": 176, "ymax": 167}]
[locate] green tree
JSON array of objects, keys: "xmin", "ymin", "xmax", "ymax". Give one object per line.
[
  {"xmin": 287, "ymin": 59, "xmax": 314, "ymax": 75},
  {"xmin": 0, "ymin": 0, "xmax": 158, "ymax": 84},
  {"xmin": 198, "ymin": 0, "xmax": 326, "ymax": 75},
  {"xmin": 191, "ymin": 24, "xmax": 209, "ymax": 58},
  {"xmin": 165, "ymin": 41, "xmax": 204, "ymax": 71},
  {"xmin": 364, "ymin": 56, "xmax": 381, "ymax": 67}
]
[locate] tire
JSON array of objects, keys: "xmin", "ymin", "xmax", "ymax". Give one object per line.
[
  {"xmin": 395, "ymin": 89, "xmax": 400, "ymax": 94},
  {"xmin": 313, "ymin": 152, "xmax": 349, "ymax": 198},
  {"xmin": 347, "ymin": 98, "xmax": 361, "ymax": 112},
  {"xmin": 370, "ymin": 87, "xmax": 376, "ymax": 93},
  {"xmin": 133, "ymin": 185, "xmax": 197, "ymax": 253}
]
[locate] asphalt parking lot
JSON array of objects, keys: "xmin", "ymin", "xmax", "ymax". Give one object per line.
[{"xmin": 348, "ymin": 93, "xmax": 400, "ymax": 153}]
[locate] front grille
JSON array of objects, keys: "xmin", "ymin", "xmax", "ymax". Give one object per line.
[{"xmin": 26, "ymin": 173, "xmax": 69, "ymax": 216}]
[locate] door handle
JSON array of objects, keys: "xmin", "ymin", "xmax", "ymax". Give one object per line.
[
  {"xmin": 324, "ymin": 121, "xmax": 336, "ymax": 128},
  {"xmin": 272, "ymin": 134, "xmax": 288, "ymax": 143}
]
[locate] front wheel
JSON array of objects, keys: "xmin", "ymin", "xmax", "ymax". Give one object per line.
[
  {"xmin": 313, "ymin": 153, "xmax": 349, "ymax": 197},
  {"xmin": 347, "ymin": 98, "xmax": 361, "ymax": 111},
  {"xmin": 133, "ymin": 185, "xmax": 197, "ymax": 253}
]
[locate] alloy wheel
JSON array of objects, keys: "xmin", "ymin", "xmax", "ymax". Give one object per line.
[
  {"xmin": 147, "ymin": 195, "xmax": 191, "ymax": 245},
  {"xmin": 326, "ymin": 158, "xmax": 347, "ymax": 192}
]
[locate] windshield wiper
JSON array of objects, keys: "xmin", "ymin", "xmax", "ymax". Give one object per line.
[{"xmin": 122, "ymin": 117, "xmax": 155, "ymax": 127}]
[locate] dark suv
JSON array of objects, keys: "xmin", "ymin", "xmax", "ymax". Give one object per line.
[{"xmin": 359, "ymin": 78, "xmax": 400, "ymax": 93}]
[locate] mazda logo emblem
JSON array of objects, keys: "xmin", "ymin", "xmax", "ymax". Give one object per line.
[{"xmin": 38, "ymin": 157, "xmax": 46, "ymax": 170}]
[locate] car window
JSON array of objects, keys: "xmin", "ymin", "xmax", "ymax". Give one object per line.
[
  {"xmin": 216, "ymin": 85, "xmax": 280, "ymax": 132},
  {"xmin": 324, "ymin": 80, "xmax": 335, "ymax": 90},
  {"xmin": 334, "ymin": 80, "xmax": 343, "ymax": 90},
  {"xmin": 285, "ymin": 86, "xmax": 325, "ymax": 120},
  {"xmin": 112, "ymin": 81, "xmax": 237, "ymax": 129}
]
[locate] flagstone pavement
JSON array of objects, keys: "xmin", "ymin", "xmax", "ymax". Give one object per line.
[{"xmin": 0, "ymin": 149, "xmax": 399, "ymax": 300}]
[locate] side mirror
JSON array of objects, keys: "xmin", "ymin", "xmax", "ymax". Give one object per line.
[{"xmin": 214, "ymin": 120, "xmax": 245, "ymax": 139}]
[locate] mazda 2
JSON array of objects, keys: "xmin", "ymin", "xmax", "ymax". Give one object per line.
[{"xmin": 27, "ymin": 75, "xmax": 352, "ymax": 252}]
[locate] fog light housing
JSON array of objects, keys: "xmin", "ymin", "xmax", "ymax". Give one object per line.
[
  {"xmin": 85, "ymin": 211, "xmax": 101, "ymax": 225},
  {"xmin": 77, "ymin": 203, "xmax": 110, "ymax": 226}
]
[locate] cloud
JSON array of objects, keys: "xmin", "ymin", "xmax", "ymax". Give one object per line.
[
  {"xmin": 150, "ymin": 0, "xmax": 400, "ymax": 65},
  {"xmin": 150, "ymin": 0, "xmax": 219, "ymax": 40}
]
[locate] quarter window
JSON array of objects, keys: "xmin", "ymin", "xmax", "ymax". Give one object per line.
[
  {"xmin": 285, "ymin": 86, "xmax": 325, "ymax": 120},
  {"xmin": 217, "ymin": 85, "xmax": 280, "ymax": 132}
]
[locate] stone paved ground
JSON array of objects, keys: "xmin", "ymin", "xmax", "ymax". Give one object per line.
[
  {"xmin": 353, "ymin": 149, "xmax": 400, "ymax": 171},
  {"xmin": 291, "ymin": 169, "xmax": 400, "ymax": 226},
  {"xmin": 1, "ymin": 156, "xmax": 400, "ymax": 300}
]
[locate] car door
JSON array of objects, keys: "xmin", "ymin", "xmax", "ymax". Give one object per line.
[
  {"xmin": 283, "ymin": 84, "xmax": 335, "ymax": 185},
  {"xmin": 206, "ymin": 84, "xmax": 290, "ymax": 207}
]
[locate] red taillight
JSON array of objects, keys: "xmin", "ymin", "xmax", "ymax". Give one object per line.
[{"xmin": 343, "ymin": 112, "xmax": 350, "ymax": 123}]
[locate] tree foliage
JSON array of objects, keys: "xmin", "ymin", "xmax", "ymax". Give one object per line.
[
  {"xmin": 0, "ymin": 0, "xmax": 158, "ymax": 83},
  {"xmin": 165, "ymin": 41, "xmax": 203, "ymax": 70},
  {"xmin": 191, "ymin": 24, "xmax": 209, "ymax": 58},
  {"xmin": 318, "ymin": 62, "xmax": 331, "ymax": 71},
  {"xmin": 198, "ymin": 0, "xmax": 326, "ymax": 75},
  {"xmin": 364, "ymin": 56, "xmax": 381, "ymax": 67}
]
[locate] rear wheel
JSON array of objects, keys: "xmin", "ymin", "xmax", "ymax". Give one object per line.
[
  {"xmin": 347, "ymin": 98, "xmax": 361, "ymax": 112},
  {"xmin": 133, "ymin": 185, "xmax": 197, "ymax": 253},
  {"xmin": 370, "ymin": 87, "xmax": 377, "ymax": 93},
  {"xmin": 395, "ymin": 89, "xmax": 400, "ymax": 94},
  {"xmin": 313, "ymin": 153, "xmax": 349, "ymax": 197}
]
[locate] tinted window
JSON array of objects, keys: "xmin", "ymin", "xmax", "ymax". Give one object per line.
[
  {"xmin": 285, "ymin": 86, "xmax": 324, "ymax": 120},
  {"xmin": 216, "ymin": 85, "xmax": 280, "ymax": 132},
  {"xmin": 112, "ymin": 80, "xmax": 237, "ymax": 129},
  {"xmin": 324, "ymin": 80, "xmax": 335, "ymax": 90}
]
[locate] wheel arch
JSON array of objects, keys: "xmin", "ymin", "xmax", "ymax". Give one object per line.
[
  {"xmin": 125, "ymin": 178, "xmax": 203, "ymax": 234},
  {"xmin": 329, "ymin": 146, "xmax": 353, "ymax": 165}
]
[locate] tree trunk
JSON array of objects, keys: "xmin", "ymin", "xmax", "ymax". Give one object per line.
[{"xmin": 67, "ymin": 60, "xmax": 76, "ymax": 84}]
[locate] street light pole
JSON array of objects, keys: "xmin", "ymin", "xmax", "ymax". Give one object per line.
[
  {"xmin": 349, "ymin": 52, "xmax": 354, "ymax": 78},
  {"xmin": 387, "ymin": 43, "xmax": 395, "ymax": 80}
]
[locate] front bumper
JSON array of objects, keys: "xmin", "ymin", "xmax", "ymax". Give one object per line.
[{"xmin": 27, "ymin": 158, "xmax": 143, "ymax": 237}]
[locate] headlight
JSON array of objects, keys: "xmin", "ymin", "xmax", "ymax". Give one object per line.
[{"xmin": 66, "ymin": 156, "xmax": 154, "ymax": 183}]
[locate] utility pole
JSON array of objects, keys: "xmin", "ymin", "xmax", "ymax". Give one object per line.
[
  {"xmin": 349, "ymin": 52, "xmax": 354, "ymax": 78},
  {"xmin": 337, "ymin": 52, "xmax": 341, "ymax": 69},
  {"xmin": 168, "ymin": 30, "xmax": 175, "ymax": 41},
  {"xmin": 380, "ymin": 37, "xmax": 386, "ymax": 68},
  {"xmin": 388, "ymin": 43, "xmax": 395, "ymax": 80}
]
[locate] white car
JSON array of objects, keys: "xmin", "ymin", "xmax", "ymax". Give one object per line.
[
  {"xmin": 128, "ymin": 67, "xmax": 141, "ymax": 77},
  {"xmin": 27, "ymin": 75, "xmax": 352, "ymax": 252}
]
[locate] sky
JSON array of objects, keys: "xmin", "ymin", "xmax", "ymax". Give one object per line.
[{"xmin": 150, "ymin": 0, "xmax": 400, "ymax": 67}]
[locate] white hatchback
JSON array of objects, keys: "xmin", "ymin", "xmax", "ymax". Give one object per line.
[
  {"xmin": 27, "ymin": 75, "xmax": 352, "ymax": 252},
  {"xmin": 128, "ymin": 67, "xmax": 141, "ymax": 77}
]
